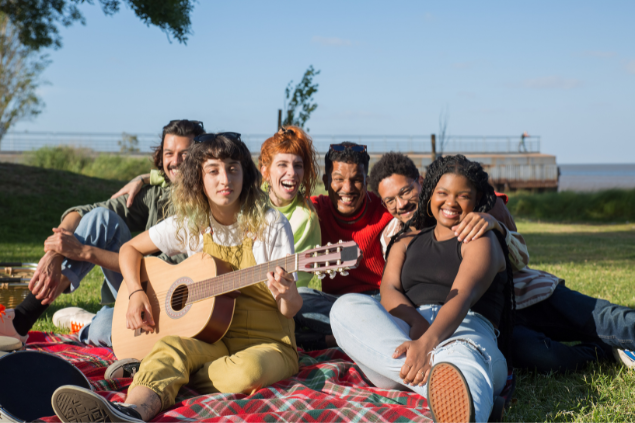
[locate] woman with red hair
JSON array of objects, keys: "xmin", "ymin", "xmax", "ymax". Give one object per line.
[{"xmin": 259, "ymin": 126, "xmax": 321, "ymax": 287}]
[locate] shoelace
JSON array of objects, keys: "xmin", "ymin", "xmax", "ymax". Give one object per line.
[
  {"xmin": 70, "ymin": 320, "xmax": 85, "ymax": 334},
  {"xmin": 0, "ymin": 304, "xmax": 6, "ymax": 324}
]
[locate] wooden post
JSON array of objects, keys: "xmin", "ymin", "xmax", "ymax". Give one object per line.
[
  {"xmin": 278, "ymin": 109, "xmax": 282, "ymax": 130},
  {"xmin": 431, "ymin": 134, "xmax": 437, "ymax": 162}
]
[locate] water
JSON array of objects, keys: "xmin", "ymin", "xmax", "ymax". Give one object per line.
[{"xmin": 558, "ymin": 164, "xmax": 635, "ymax": 192}]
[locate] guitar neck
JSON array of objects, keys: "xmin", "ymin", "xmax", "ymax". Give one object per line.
[{"xmin": 186, "ymin": 254, "xmax": 299, "ymax": 304}]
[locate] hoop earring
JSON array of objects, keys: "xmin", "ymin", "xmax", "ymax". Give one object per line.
[{"xmin": 427, "ymin": 199, "xmax": 433, "ymax": 218}]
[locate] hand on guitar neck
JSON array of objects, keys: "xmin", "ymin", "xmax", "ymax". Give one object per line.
[{"xmin": 114, "ymin": 239, "xmax": 362, "ymax": 360}]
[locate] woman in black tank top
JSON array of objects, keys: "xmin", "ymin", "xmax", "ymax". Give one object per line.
[
  {"xmin": 381, "ymin": 155, "xmax": 515, "ymax": 422},
  {"xmin": 330, "ymin": 155, "xmax": 516, "ymax": 423}
]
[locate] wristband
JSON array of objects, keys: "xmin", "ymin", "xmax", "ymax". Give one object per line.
[{"xmin": 129, "ymin": 288, "xmax": 145, "ymax": 300}]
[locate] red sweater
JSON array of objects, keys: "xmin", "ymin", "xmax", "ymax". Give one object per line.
[{"xmin": 311, "ymin": 193, "xmax": 394, "ymax": 295}]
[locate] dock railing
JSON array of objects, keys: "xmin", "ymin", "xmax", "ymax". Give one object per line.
[{"xmin": 1, "ymin": 132, "xmax": 541, "ymax": 155}]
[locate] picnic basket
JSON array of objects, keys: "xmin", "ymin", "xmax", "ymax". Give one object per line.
[{"xmin": 0, "ymin": 264, "xmax": 35, "ymax": 309}]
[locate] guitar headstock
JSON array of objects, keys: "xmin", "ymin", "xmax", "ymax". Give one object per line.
[{"xmin": 297, "ymin": 240, "xmax": 362, "ymax": 280}]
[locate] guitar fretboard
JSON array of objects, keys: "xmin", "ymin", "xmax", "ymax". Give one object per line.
[{"xmin": 185, "ymin": 254, "xmax": 298, "ymax": 304}]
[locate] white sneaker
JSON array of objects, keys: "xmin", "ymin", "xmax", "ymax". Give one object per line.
[
  {"xmin": 52, "ymin": 307, "xmax": 96, "ymax": 334},
  {"xmin": 0, "ymin": 305, "xmax": 28, "ymax": 344},
  {"xmin": 614, "ymin": 348, "xmax": 635, "ymax": 369}
]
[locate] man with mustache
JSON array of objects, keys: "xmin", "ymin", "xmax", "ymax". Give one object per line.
[
  {"xmin": 0, "ymin": 119, "xmax": 204, "ymax": 348},
  {"xmin": 372, "ymin": 152, "xmax": 635, "ymax": 372},
  {"xmin": 294, "ymin": 142, "xmax": 394, "ymax": 350}
]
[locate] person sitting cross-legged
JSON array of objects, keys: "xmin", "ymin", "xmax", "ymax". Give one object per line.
[
  {"xmin": 374, "ymin": 152, "xmax": 635, "ymax": 372},
  {"xmin": 0, "ymin": 119, "xmax": 204, "ymax": 347},
  {"xmin": 331, "ymin": 155, "xmax": 516, "ymax": 423},
  {"xmin": 294, "ymin": 142, "xmax": 394, "ymax": 350},
  {"xmin": 51, "ymin": 132, "xmax": 301, "ymax": 423}
]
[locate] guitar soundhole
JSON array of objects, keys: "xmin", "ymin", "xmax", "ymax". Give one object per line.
[{"xmin": 171, "ymin": 285, "xmax": 189, "ymax": 311}]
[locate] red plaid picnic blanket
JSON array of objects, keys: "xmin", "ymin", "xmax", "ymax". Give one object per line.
[{"xmin": 26, "ymin": 331, "xmax": 431, "ymax": 422}]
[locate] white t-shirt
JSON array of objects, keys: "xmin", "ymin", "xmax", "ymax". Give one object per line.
[{"xmin": 149, "ymin": 209, "xmax": 296, "ymax": 276}]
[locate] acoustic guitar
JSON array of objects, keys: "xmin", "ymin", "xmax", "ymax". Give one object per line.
[{"xmin": 112, "ymin": 241, "xmax": 361, "ymax": 359}]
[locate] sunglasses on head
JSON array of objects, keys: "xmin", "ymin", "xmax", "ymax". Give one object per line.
[
  {"xmin": 329, "ymin": 143, "xmax": 367, "ymax": 153},
  {"xmin": 194, "ymin": 132, "xmax": 242, "ymax": 144}
]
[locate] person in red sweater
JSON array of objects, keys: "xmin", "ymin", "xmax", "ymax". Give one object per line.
[{"xmin": 294, "ymin": 142, "xmax": 393, "ymax": 350}]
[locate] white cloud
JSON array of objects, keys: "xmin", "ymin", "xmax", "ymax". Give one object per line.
[
  {"xmin": 522, "ymin": 76, "xmax": 583, "ymax": 90},
  {"xmin": 312, "ymin": 36, "xmax": 352, "ymax": 47},
  {"xmin": 580, "ymin": 51, "xmax": 616, "ymax": 59},
  {"xmin": 625, "ymin": 60, "xmax": 635, "ymax": 75}
]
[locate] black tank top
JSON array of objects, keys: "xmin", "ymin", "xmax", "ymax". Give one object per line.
[{"xmin": 400, "ymin": 227, "xmax": 506, "ymax": 327}]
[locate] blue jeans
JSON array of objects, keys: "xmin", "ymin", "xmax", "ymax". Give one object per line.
[
  {"xmin": 294, "ymin": 287, "xmax": 381, "ymax": 336},
  {"xmin": 513, "ymin": 284, "xmax": 635, "ymax": 373},
  {"xmin": 61, "ymin": 207, "xmax": 131, "ymax": 347},
  {"xmin": 331, "ymin": 294, "xmax": 507, "ymax": 423}
]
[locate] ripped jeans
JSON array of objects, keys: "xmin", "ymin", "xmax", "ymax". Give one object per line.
[{"xmin": 331, "ymin": 294, "xmax": 507, "ymax": 423}]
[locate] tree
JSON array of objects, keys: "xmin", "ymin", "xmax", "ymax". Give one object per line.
[
  {"xmin": 0, "ymin": 13, "xmax": 49, "ymax": 145},
  {"xmin": 283, "ymin": 65, "xmax": 320, "ymax": 132},
  {"xmin": 0, "ymin": 0, "xmax": 195, "ymax": 51},
  {"xmin": 118, "ymin": 132, "xmax": 139, "ymax": 153}
]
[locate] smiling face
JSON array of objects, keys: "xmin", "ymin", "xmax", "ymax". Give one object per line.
[
  {"xmin": 430, "ymin": 173, "xmax": 480, "ymax": 231},
  {"xmin": 162, "ymin": 134, "xmax": 194, "ymax": 182},
  {"xmin": 202, "ymin": 158, "xmax": 244, "ymax": 218},
  {"xmin": 263, "ymin": 153, "xmax": 304, "ymax": 207},
  {"xmin": 323, "ymin": 161, "xmax": 367, "ymax": 217},
  {"xmin": 377, "ymin": 173, "xmax": 423, "ymax": 225}
]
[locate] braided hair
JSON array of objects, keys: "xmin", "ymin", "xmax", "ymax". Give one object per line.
[{"xmin": 386, "ymin": 154, "xmax": 516, "ymax": 366}]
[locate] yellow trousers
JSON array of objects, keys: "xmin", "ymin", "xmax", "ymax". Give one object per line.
[{"xmin": 129, "ymin": 335, "xmax": 298, "ymax": 410}]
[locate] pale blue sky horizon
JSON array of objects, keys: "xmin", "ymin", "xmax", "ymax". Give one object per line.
[{"xmin": 12, "ymin": 0, "xmax": 635, "ymax": 164}]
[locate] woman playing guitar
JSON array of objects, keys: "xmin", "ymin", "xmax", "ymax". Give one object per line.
[{"xmin": 52, "ymin": 132, "xmax": 302, "ymax": 422}]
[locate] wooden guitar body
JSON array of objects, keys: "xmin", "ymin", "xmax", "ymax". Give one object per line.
[{"xmin": 112, "ymin": 253, "xmax": 236, "ymax": 360}]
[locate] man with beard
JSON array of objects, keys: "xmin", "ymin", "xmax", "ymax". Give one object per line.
[
  {"xmin": 0, "ymin": 120, "xmax": 204, "ymax": 348},
  {"xmin": 294, "ymin": 142, "xmax": 394, "ymax": 350},
  {"xmin": 371, "ymin": 152, "xmax": 635, "ymax": 372}
]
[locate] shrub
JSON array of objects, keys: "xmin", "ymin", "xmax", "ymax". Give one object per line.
[
  {"xmin": 24, "ymin": 146, "xmax": 153, "ymax": 181},
  {"xmin": 507, "ymin": 189, "xmax": 635, "ymax": 223}
]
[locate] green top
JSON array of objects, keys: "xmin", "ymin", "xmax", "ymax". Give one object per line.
[
  {"xmin": 61, "ymin": 181, "xmax": 186, "ymax": 303},
  {"xmin": 273, "ymin": 195, "xmax": 322, "ymax": 287},
  {"xmin": 62, "ymin": 184, "xmax": 172, "ymax": 233}
]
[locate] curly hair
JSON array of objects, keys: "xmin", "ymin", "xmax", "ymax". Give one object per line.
[
  {"xmin": 324, "ymin": 141, "xmax": 371, "ymax": 176},
  {"xmin": 368, "ymin": 152, "xmax": 420, "ymax": 194},
  {"xmin": 259, "ymin": 126, "xmax": 320, "ymax": 209},
  {"xmin": 387, "ymin": 154, "xmax": 516, "ymax": 367},
  {"xmin": 170, "ymin": 134, "xmax": 269, "ymax": 251},
  {"xmin": 153, "ymin": 120, "xmax": 205, "ymax": 178}
]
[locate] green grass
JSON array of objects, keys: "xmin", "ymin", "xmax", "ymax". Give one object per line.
[
  {"xmin": 507, "ymin": 189, "xmax": 635, "ymax": 223},
  {"xmin": 1, "ymin": 163, "xmax": 634, "ymax": 421},
  {"xmin": 24, "ymin": 145, "xmax": 153, "ymax": 181}
]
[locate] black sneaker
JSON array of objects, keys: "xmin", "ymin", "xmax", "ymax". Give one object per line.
[
  {"xmin": 52, "ymin": 385, "xmax": 144, "ymax": 422},
  {"xmin": 105, "ymin": 358, "xmax": 141, "ymax": 380},
  {"xmin": 295, "ymin": 332, "xmax": 328, "ymax": 351}
]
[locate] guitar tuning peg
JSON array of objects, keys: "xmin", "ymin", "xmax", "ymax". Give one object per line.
[
  {"xmin": 338, "ymin": 240, "xmax": 343, "ymax": 243},
  {"xmin": 317, "ymin": 272, "xmax": 326, "ymax": 280},
  {"xmin": 328, "ymin": 270, "xmax": 337, "ymax": 279},
  {"xmin": 338, "ymin": 268, "xmax": 349, "ymax": 276},
  {"xmin": 327, "ymin": 242, "xmax": 333, "ymax": 246}
]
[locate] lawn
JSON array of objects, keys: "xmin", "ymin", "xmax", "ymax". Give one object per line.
[{"xmin": 1, "ymin": 162, "xmax": 634, "ymax": 421}]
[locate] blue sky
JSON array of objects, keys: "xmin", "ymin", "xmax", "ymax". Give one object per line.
[{"xmin": 13, "ymin": 0, "xmax": 635, "ymax": 163}]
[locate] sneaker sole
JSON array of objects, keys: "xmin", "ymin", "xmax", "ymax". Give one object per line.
[
  {"xmin": 427, "ymin": 362, "xmax": 475, "ymax": 423},
  {"xmin": 51, "ymin": 386, "xmax": 139, "ymax": 423},
  {"xmin": 613, "ymin": 348, "xmax": 635, "ymax": 369},
  {"xmin": 105, "ymin": 358, "xmax": 141, "ymax": 380}
]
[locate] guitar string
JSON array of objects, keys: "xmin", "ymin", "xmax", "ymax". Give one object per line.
[
  {"xmin": 140, "ymin": 248, "xmax": 352, "ymax": 304},
  {"xmin": 163, "ymin": 256, "xmax": 291, "ymax": 305}
]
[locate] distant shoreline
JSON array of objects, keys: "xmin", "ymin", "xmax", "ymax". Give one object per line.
[{"xmin": 558, "ymin": 164, "xmax": 635, "ymax": 192}]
